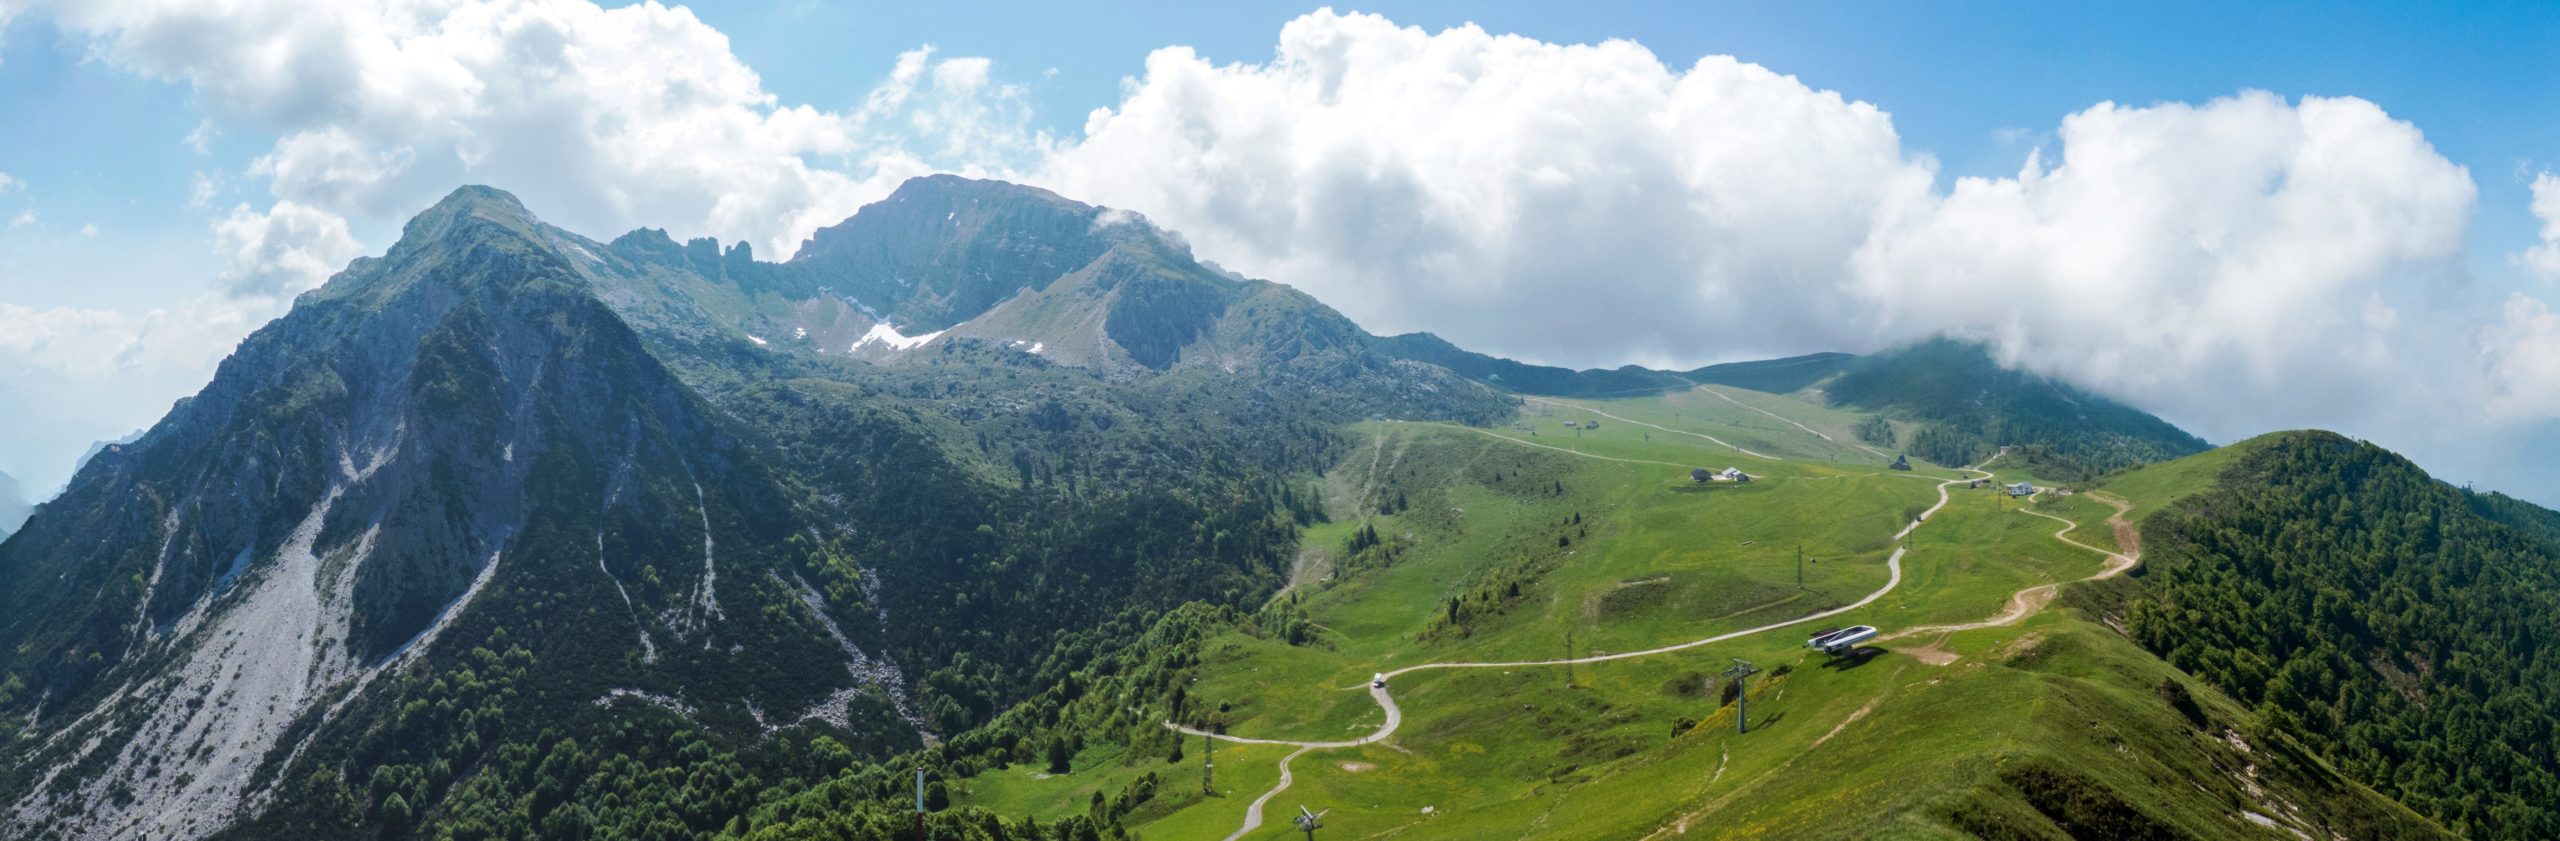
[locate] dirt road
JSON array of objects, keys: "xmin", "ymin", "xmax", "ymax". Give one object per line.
[{"xmin": 1168, "ymin": 467, "xmax": 1987, "ymax": 840}]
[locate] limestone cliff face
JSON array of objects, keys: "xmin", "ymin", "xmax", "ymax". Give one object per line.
[{"xmin": 0, "ymin": 187, "xmax": 917, "ymax": 840}]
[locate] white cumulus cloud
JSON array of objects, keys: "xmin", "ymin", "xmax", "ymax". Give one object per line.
[
  {"xmin": 1850, "ymin": 92, "xmax": 2478, "ymax": 437},
  {"xmin": 2519, "ymin": 172, "xmax": 2560, "ymax": 281},
  {"xmin": 1042, "ymin": 12, "xmax": 1933, "ymax": 367},
  {"xmin": 2483, "ymin": 294, "xmax": 2560, "ymax": 420},
  {"xmin": 211, "ymin": 200, "xmax": 361, "ymax": 299},
  {"xmin": 25, "ymin": 0, "xmax": 1037, "ymax": 258}
]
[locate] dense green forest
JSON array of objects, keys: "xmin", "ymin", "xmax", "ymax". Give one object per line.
[
  {"xmin": 2122, "ymin": 432, "xmax": 2560, "ymax": 838},
  {"xmin": 222, "ymin": 599, "xmax": 1247, "ymax": 840}
]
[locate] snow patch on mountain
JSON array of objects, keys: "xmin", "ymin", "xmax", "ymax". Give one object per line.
[{"xmin": 852, "ymin": 322, "xmax": 941, "ymax": 352}]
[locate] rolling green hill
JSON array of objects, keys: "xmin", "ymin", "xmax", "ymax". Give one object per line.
[
  {"xmin": 1368, "ymin": 332, "xmax": 1697, "ymax": 397},
  {"xmin": 754, "ymin": 408, "xmax": 2446, "ymax": 840},
  {"xmin": 1819, "ymin": 339, "xmax": 2211, "ymax": 481},
  {"xmin": 2098, "ymin": 431, "xmax": 2560, "ymax": 839},
  {"xmin": 1681, "ymin": 351, "xmax": 1858, "ymax": 394},
  {"xmin": 1368, "ymin": 334, "xmax": 2206, "ymax": 485}
]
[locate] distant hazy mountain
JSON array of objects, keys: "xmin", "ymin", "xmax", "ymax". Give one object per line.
[
  {"xmin": 1815, "ymin": 338, "xmax": 2211, "ymax": 479},
  {"xmin": 64, "ymin": 429, "xmax": 145, "ymax": 485},
  {"xmin": 0, "ymin": 470, "xmax": 28, "ymax": 540},
  {"xmin": 1378, "ymin": 334, "xmax": 2206, "ymax": 481}
]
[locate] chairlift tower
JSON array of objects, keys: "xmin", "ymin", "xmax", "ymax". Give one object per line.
[
  {"xmin": 1202, "ymin": 726, "xmax": 1215, "ymax": 795},
  {"xmin": 1562, "ymin": 627, "xmax": 1576, "ymax": 688},
  {"xmin": 1722, "ymin": 658, "xmax": 1761, "ymax": 734},
  {"xmin": 1294, "ymin": 805, "xmax": 1329, "ymax": 840}
]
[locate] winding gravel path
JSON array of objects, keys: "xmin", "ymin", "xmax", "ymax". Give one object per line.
[
  {"xmin": 1693, "ymin": 386, "xmax": 1894, "ymax": 459},
  {"xmin": 1171, "ymin": 458, "xmax": 1987, "ymax": 840},
  {"xmin": 1882, "ymin": 491, "xmax": 2139, "ymax": 641},
  {"xmin": 1522, "ymin": 397, "xmax": 1778, "ymax": 460}
]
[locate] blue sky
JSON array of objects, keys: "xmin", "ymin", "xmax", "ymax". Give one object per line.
[{"xmin": 1, "ymin": 1, "xmax": 2557, "ymax": 505}]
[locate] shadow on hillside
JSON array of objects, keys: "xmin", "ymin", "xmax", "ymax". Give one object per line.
[{"xmin": 1817, "ymin": 647, "xmax": 1884, "ymax": 670}]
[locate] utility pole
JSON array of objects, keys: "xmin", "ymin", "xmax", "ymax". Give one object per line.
[
  {"xmin": 914, "ymin": 768, "xmax": 926, "ymax": 841},
  {"xmin": 1722, "ymin": 658, "xmax": 1760, "ymax": 734},
  {"xmin": 1563, "ymin": 628, "xmax": 1576, "ymax": 688},
  {"xmin": 1202, "ymin": 726, "xmax": 1215, "ymax": 795}
]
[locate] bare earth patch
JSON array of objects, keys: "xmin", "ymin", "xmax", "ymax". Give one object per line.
[
  {"xmin": 1901, "ymin": 638, "xmax": 1962, "ymax": 666},
  {"xmin": 1812, "ymin": 699, "xmax": 1880, "ymax": 748},
  {"xmin": 1336, "ymin": 761, "xmax": 1375, "ymax": 773}
]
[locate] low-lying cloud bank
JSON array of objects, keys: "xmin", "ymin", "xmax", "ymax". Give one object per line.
[{"xmin": 3, "ymin": 4, "xmax": 2554, "ymax": 504}]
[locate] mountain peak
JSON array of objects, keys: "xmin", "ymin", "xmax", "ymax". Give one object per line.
[
  {"xmin": 793, "ymin": 175, "xmax": 1098, "ymax": 265},
  {"xmin": 886, "ymin": 173, "xmax": 1081, "ymax": 207},
  {"xmin": 423, "ymin": 184, "xmax": 531, "ymax": 222},
  {"xmin": 391, "ymin": 184, "xmax": 544, "ymax": 254}
]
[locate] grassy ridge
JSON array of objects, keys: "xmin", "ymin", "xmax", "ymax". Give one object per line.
[
  {"xmin": 935, "ymin": 390, "xmax": 2437, "ymax": 840},
  {"xmin": 2110, "ymin": 431, "xmax": 2560, "ymax": 838}
]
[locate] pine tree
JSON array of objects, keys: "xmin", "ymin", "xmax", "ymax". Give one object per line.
[{"xmin": 1047, "ymin": 736, "xmax": 1073, "ymax": 774}]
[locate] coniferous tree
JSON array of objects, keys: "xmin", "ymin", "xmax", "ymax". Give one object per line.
[{"xmin": 1046, "ymin": 737, "xmax": 1073, "ymax": 775}]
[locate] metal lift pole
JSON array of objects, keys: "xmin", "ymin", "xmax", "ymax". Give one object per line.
[{"xmin": 1722, "ymin": 658, "xmax": 1760, "ymax": 734}]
